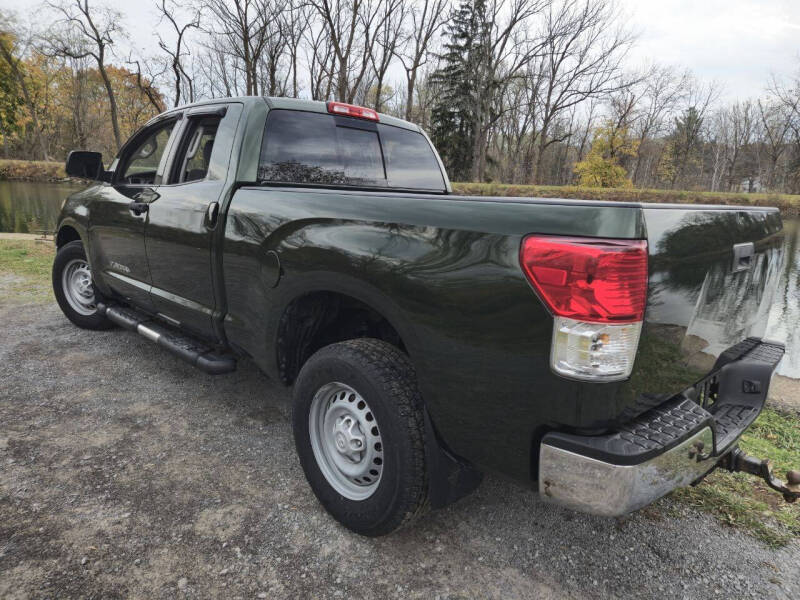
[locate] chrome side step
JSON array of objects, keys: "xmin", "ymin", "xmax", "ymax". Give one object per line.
[{"xmin": 97, "ymin": 303, "xmax": 236, "ymax": 375}]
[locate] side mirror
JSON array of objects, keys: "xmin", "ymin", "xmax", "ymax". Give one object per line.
[{"xmin": 65, "ymin": 151, "xmax": 108, "ymax": 180}]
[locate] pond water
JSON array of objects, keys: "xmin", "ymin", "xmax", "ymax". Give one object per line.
[
  {"xmin": 1, "ymin": 180, "xmax": 798, "ymax": 378},
  {"xmin": 0, "ymin": 180, "xmax": 86, "ymax": 234}
]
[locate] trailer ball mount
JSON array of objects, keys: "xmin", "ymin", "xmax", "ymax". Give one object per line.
[{"xmin": 722, "ymin": 447, "xmax": 800, "ymax": 503}]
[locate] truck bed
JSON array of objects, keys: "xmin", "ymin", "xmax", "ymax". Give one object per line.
[{"xmin": 222, "ymin": 186, "xmax": 783, "ymax": 480}]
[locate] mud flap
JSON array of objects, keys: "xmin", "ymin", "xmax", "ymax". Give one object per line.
[{"xmin": 423, "ymin": 410, "xmax": 483, "ymax": 509}]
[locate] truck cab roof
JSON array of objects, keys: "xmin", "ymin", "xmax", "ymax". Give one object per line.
[{"xmin": 148, "ymin": 96, "xmax": 422, "ymax": 134}]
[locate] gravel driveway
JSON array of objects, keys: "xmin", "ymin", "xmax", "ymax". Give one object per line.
[{"xmin": 1, "ymin": 298, "xmax": 799, "ymax": 599}]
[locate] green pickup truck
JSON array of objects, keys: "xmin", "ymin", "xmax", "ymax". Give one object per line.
[{"xmin": 54, "ymin": 97, "xmax": 798, "ymax": 536}]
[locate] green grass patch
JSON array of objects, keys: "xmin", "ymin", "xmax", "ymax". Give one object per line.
[
  {"xmin": 0, "ymin": 239, "xmax": 55, "ymax": 305},
  {"xmin": 452, "ymin": 182, "xmax": 800, "ymax": 216},
  {"xmin": 673, "ymin": 407, "xmax": 800, "ymax": 548}
]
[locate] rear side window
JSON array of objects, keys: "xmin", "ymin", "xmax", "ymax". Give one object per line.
[
  {"xmin": 258, "ymin": 109, "xmax": 445, "ymax": 191},
  {"xmin": 170, "ymin": 116, "xmax": 221, "ymax": 183}
]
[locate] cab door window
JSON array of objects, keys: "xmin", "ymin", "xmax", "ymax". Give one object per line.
[
  {"xmin": 170, "ymin": 116, "xmax": 222, "ymax": 183},
  {"xmin": 117, "ymin": 120, "xmax": 175, "ymax": 184}
]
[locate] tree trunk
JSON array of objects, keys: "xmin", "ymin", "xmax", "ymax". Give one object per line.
[
  {"xmin": 337, "ymin": 57, "xmax": 348, "ymax": 102},
  {"xmin": 405, "ymin": 73, "xmax": 415, "ymax": 121},
  {"xmin": 292, "ymin": 51, "xmax": 298, "ymax": 98},
  {"xmin": 173, "ymin": 59, "xmax": 181, "ymax": 106},
  {"xmin": 97, "ymin": 63, "xmax": 122, "ymax": 151},
  {"xmin": 532, "ymin": 131, "xmax": 549, "ymax": 185},
  {"xmin": 374, "ymin": 70, "xmax": 385, "ymax": 112}
]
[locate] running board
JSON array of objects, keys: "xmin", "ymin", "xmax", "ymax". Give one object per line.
[{"xmin": 97, "ymin": 303, "xmax": 236, "ymax": 375}]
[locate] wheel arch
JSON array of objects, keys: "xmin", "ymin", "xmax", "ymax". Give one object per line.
[
  {"xmin": 275, "ymin": 286, "xmax": 415, "ymax": 386},
  {"xmin": 56, "ymin": 222, "xmax": 84, "ymax": 248}
]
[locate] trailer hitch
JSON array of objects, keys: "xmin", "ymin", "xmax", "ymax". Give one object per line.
[{"xmin": 721, "ymin": 447, "xmax": 800, "ymax": 503}]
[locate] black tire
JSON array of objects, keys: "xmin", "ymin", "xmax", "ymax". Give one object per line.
[
  {"xmin": 52, "ymin": 240, "xmax": 114, "ymax": 330},
  {"xmin": 292, "ymin": 338, "xmax": 429, "ymax": 536}
]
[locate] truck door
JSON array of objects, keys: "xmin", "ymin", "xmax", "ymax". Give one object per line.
[
  {"xmin": 143, "ymin": 103, "xmax": 243, "ymax": 339},
  {"xmin": 88, "ymin": 117, "xmax": 179, "ymax": 311}
]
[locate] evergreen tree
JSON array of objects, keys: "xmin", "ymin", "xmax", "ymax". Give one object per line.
[
  {"xmin": 430, "ymin": 0, "xmax": 493, "ymax": 181},
  {"xmin": 659, "ymin": 107, "xmax": 705, "ymax": 189}
]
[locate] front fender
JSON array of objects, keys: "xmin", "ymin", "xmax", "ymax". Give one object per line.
[{"xmin": 56, "ymin": 185, "xmax": 113, "ymax": 296}]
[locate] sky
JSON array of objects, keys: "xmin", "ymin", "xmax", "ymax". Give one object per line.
[
  {"xmin": 618, "ymin": 0, "xmax": 800, "ymax": 100},
  {"xmin": 2, "ymin": 0, "xmax": 799, "ymax": 103}
]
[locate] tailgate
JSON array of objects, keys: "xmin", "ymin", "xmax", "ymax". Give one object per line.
[{"xmin": 633, "ymin": 207, "xmax": 784, "ymax": 402}]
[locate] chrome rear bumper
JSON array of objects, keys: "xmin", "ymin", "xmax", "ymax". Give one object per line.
[
  {"xmin": 538, "ymin": 426, "xmax": 715, "ymax": 516},
  {"xmin": 537, "ymin": 338, "xmax": 785, "ymax": 517}
]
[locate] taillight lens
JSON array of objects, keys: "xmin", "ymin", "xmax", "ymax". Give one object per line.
[
  {"xmin": 520, "ymin": 236, "xmax": 647, "ymax": 323},
  {"xmin": 520, "ymin": 235, "xmax": 648, "ymax": 381}
]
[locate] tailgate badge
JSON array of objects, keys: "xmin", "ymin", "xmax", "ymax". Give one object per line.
[
  {"xmin": 732, "ymin": 242, "xmax": 754, "ymax": 273},
  {"xmin": 742, "ymin": 379, "xmax": 761, "ymax": 394}
]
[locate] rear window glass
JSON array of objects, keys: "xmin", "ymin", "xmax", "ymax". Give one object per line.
[
  {"xmin": 258, "ymin": 109, "xmax": 445, "ymax": 191},
  {"xmin": 378, "ymin": 124, "xmax": 445, "ymax": 190}
]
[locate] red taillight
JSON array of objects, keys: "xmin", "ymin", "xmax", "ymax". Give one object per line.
[
  {"xmin": 520, "ymin": 236, "xmax": 648, "ymax": 324},
  {"xmin": 327, "ymin": 101, "xmax": 379, "ymax": 121}
]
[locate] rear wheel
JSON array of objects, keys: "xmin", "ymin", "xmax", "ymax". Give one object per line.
[
  {"xmin": 292, "ymin": 338, "xmax": 428, "ymax": 536},
  {"xmin": 52, "ymin": 240, "xmax": 113, "ymax": 330}
]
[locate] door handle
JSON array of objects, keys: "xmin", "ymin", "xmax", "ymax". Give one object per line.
[
  {"xmin": 128, "ymin": 201, "xmax": 149, "ymax": 216},
  {"xmin": 206, "ymin": 202, "xmax": 220, "ymax": 228},
  {"xmin": 132, "ymin": 189, "xmax": 159, "ymax": 203}
]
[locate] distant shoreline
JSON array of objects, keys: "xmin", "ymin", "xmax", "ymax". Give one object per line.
[
  {"xmin": 0, "ymin": 159, "xmax": 84, "ymax": 184},
  {"xmin": 3, "ymin": 158, "xmax": 798, "ymax": 216}
]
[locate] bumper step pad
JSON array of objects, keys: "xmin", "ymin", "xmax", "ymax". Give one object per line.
[
  {"xmin": 542, "ymin": 338, "xmax": 785, "ymax": 467},
  {"xmin": 538, "ymin": 339, "xmax": 785, "ymax": 517},
  {"xmin": 98, "ymin": 303, "xmax": 236, "ymax": 375},
  {"xmin": 544, "ymin": 397, "xmax": 712, "ymax": 466}
]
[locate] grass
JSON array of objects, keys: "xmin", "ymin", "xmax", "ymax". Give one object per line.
[
  {"xmin": 672, "ymin": 407, "xmax": 800, "ymax": 548},
  {"xmin": 0, "ymin": 159, "xmax": 66, "ymax": 181},
  {"xmin": 452, "ymin": 181, "xmax": 800, "ymax": 216},
  {"xmin": 1, "ymin": 239, "xmax": 798, "ymax": 546},
  {"xmin": 0, "ymin": 239, "xmax": 56, "ymax": 305}
]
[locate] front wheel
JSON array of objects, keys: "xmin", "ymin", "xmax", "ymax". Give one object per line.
[
  {"xmin": 52, "ymin": 240, "xmax": 113, "ymax": 330},
  {"xmin": 292, "ymin": 338, "xmax": 429, "ymax": 536}
]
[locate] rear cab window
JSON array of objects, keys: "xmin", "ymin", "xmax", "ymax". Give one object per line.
[{"xmin": 257, "ymin": 109, "xmax": 446, "ymax": 192}]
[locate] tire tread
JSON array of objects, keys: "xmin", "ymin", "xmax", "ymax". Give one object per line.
[{"xmin": 293, "ymin": 338, "xmax": 429, "ymax": 535}]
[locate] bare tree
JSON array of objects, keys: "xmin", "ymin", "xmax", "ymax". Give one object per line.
[
  {"xmin": 630, "ymin": 64, "xmax": 689, "ymax": 185},
  {"xmin": 202, "ymin": 0, "xmax": 281, "ymax": 96},
  {"xmin": 758, "ymin": 98, "xmax": 793, "ymax": 190},
  {"xmin": 304, "ymin": 15, "xmax": 336, "ymax": 100},
  {"xmin": 48, "ymin": 0, "xmax": 125, "ymax": 150},
  {"xmin": 397, "ymin": 0, "xmax": 446, "ymax": 121},
  {"xmin": 156, "ymin": 0, "xmax": 200, "ymax": 106},
  {"xmin": 471, "ymin": 0, "xmax": 555, "ymax": 180},
  {"xmin": 370, "ymin": 0, "xmax": 406, "ymax": 112},
  {"xmin": 720, "ymin": 100, "xmax": 754, "ymax": 190},
  {"xmin": 196, "ymin": 34, "xmax": 245, "ymax": 97},
  {"xmin": 309, "ymin": 0, "xmax": 392, "ymax": 103},
  {"xmin": 531, "ymin": 0, "xmax": 634, "ymax": 183},
  {"xmin": 126, "ymin": 56, "xmax": 168, "ymax": 113},
  {"xmin": 281, "ymin": 0, "xmax": 312, "ymax": 98}
]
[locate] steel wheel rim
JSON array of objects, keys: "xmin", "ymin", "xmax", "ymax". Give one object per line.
[
  {"xmin": 61, "ymin": 258, "xmax": 96, "ymax": 316},
  {"xmin": 309, "ymin": 382, "xmax": 384, "ymax": 501}
]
